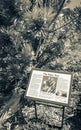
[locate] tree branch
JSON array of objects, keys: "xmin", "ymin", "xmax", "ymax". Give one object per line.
[
  {"xmin": 48, "ymin": 0, "xmax": 66, "ymax": 27},
  {"xmin": 48, "ymin": 15, "xmax": 79, "ymax": 33}
]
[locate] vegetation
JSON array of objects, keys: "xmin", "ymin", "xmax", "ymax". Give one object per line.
[{"xmin": 0, "ymin": 0, "xmax": 81, "ymax": 129}]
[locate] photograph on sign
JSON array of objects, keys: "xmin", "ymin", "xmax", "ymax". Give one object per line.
[
  {"xmin": 25, "ymin": 69, "xmax": 72, "ymax": 106},
  {"xmin": 41, "ymin": 76, "xmax": 57, "ymax": 93}
]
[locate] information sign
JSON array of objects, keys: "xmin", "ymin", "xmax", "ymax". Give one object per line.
[{"xmin": 25, "ymin": 69, "xmax": 72, "ymax": 106}]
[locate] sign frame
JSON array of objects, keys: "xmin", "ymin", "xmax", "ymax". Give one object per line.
[{"xmin": 25, "ymin": 68, "xmax": 72, "ymax": 107}]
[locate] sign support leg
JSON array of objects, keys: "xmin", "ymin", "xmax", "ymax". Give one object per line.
[
  {"xmin": 34, "ymin": 101, "xmax": 37, "ymax": 120},
  {"xmin": 61, "ymin": 106, "xmax": 65, "ymax": 127}
]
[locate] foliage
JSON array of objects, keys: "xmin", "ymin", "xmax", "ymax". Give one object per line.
[
  {"xmin": 0, "ymin": 0, "xmax": 81, "ymax": 129},
  {"xmin": 0, "ymin": 0, "xmax": 20, "ymax": 27},
  {"xmin": 0, "ymin": 32, "xmax": 29, "ymax": 95}
]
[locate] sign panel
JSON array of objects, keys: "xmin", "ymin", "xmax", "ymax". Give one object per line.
[{"xmin": 25, "ymin": 69, "xmax": 72, "ymax": 106}]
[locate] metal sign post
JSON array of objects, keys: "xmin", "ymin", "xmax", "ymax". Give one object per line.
[
  {"xmin": 34, "ymin": 101, "xmax": 38, "ymax": 121},
  {"xmin": 33, "ymin": 101, "xmax": 65, "ymax": 128}
]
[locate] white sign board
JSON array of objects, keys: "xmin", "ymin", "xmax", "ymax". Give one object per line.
[{"xmin": 25, "ymin": 69, "xmax": 72, "ymax": 106}]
